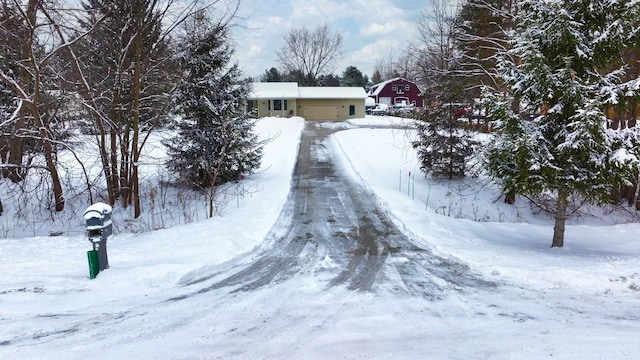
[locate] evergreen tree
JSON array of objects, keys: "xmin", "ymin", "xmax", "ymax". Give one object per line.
[
  {"xmin": 261, "ymin": 67, "xmax": 282, "ymax": 82},
  {"xmin": 165, "ymin": 14, "xmax": 263, "ymax": 217},
  {"xmin": 412, "ymin": 0, "xmax": 477, "ymax": 180},
  {"xmin": 413, "ymin": 105, "xmax": 478, "ymax": 179},
  {"xmin": 340, "ymin": 66, "xmax": 369, "ymax": 87},
  {"xmin": 371, "ymin": 70, "xmax": 383, "ymax": 85},
  {"xmin": 485, "ymin": 0, "xmax": 640, "ymax": 247},
  {"xmin": 285, "ymin": 70, "xmax": 317, "ymax": 86},
  {"xmin": 318, "ymin": 73, "xmax": 341, "ymax": 86}
]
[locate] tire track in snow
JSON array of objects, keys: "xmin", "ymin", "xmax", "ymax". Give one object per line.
[{"xmin": 174, "ymin": 122, "xmax": 495, "ymax": 300}]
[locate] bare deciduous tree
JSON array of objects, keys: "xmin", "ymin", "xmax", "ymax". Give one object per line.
[
  {"xmin": 0, "ymin": 0, "xmax": 107, "ymax": 212},
  {"xmin": 373, "ymin": 52, "xmax": 394, "ymax": 82},
  {"xmin": 74, "ymin": 0, "xmax": 229, "ymax": 218},
  {"xmin": 455, "ymin": 0, "xmax": 517, "ymax": 97},
  {"xmin": 276, "ymin": 24, "xmax": 343, "ymax": 86},
  {"xmin": 406, "ymin": 0, "xmax": 463, "ymax": 103}
]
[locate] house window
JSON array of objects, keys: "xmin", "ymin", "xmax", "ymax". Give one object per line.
[
  {"xmin": 273, "ymin": 99, "xmax": 287, "ymax": 111},
  {"xmin": 349, "ymin": 105, "xmax": 355, "ymax": 116}
]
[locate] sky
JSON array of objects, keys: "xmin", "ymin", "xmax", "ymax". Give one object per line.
[{"xmin": 232, "ymin": 0, "xmax": 427, "ymax": 80}]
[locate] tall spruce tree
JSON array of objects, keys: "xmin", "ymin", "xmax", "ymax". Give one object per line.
[
  {"xmin": 485, "ymin": 0, "xmax": 640, "ymax": 247},
  {"xmin": 413, "ymin": 105, "xmax": 478, "ymax": 179},
  {"xmin": 165, "ymin": 13, "xmax": 263, "ymax": 217}
]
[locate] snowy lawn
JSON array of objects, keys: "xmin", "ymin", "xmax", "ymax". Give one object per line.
[{"xmin": 1, "ymin": 115, "xmax": 639, "ymax": 359}]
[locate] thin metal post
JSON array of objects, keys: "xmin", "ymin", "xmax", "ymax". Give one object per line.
[
  {"xmin": 425, "ymin": 185, "xmax": 432, "ymax": 210},
  {"xmin": 412, "ymin": 172, "xmax": 415, "ymax": 200}
]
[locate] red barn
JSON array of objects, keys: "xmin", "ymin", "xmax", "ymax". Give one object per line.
[{"xmin": 367, "ymin": 77, "xmax": 422, "ymax": 108}]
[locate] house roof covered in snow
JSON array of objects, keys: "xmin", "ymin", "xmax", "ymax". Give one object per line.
[
  {"xmin": 298, "ymin": 86, "xmax": 367, "ymax": 99},
  {"xmin": 250, "ymin": 82, "xmax": 299, "ymax": 99},
  {"xmin": 249, "ymin": 82, "xmax": 367, "ymax": 100},
  {"xmin": 368, "ymin": 77, "xmax": 415, "ymax": 96}
]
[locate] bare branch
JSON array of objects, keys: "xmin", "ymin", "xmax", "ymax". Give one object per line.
[{"xmin": 276, "ymin": 24, "xmax": 343, "ymax": 85}]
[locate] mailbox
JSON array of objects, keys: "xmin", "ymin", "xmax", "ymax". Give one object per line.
[
  {"xmin": 84, "ymin": 203, "xmax": 113, "ymax": 239},
  {"xmin": 83, "ymin": 203, "xmax": 113, "ymax": 275}
]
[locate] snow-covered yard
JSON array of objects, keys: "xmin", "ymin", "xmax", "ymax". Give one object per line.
[{"xmin": 1, "ymin": 116, "xmax": 639, "ymax": 359}]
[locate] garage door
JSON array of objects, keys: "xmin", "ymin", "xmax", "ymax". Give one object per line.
[{"xmin": 303, "ymin": 105, "xmax": 339, "ymax": 121}]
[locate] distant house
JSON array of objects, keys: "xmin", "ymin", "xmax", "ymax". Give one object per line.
[
  {"xmin": 247, "ymin": 82, "xmax": 367, "ymax": 121},
  {"xmin": 367, "ymin": 77, "xmax": 422, "ymax": 108}
]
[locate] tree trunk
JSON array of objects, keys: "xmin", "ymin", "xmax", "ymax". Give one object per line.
[
  {"xmin": 109, "ymin": 79, "xmax": 123, "ymax": 205},
  {"xmin": 6, "ymin": 0, "xmax": 36, "ymax": 183},
  {"xmin": 208, "ymin": 186, "xmax": 216, "ymax": 218},
  {"xmin": 552, "ymin": 188, "xmax": 568, "ymax": 248},
  {"xmin": 504, "ymin": 190, "xmax": 516, "ymax": 204},
  {"xmin": 131, "ymin": 2, "xmax": 143, "ymax": 218},
  {"xmin": 27, "ymin": 0, "xmax": 64, "ymax": 212},
  {"xmin": 108, "ymin": 126, "xmax": 119, "ymax": 204},
  {"xmin": 634, "ymin": 173, "xmax": 640, "ymax": 211},
  {"xmin": 7, "ymin": 115, "xmax": 26, "ymax": 182},
  {"xmin": 29, "ymin": 103, "xmax": 65, "ymax": 211},
  {"xmin": 448, "ymin": 114, "xmax": 454, "ymax": 180},
  {"xmin": 119, "ymin": 129, "xmax": 130, "ymax": 208}
]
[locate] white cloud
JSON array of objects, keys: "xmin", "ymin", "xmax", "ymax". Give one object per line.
[
  {"xmin": 360, "ymin": 21, "xmax": 402, "ymax": 37},
  {"xmin": 352, "ymin": 39, "xmax": 401, "ymax": 63},
  {"xmin": 339, "ymin": 38, "xmax": 401, "ymax": 76},
  {"xmin": 233, "ymin": 0, "xmax": 423, "ymax": 78},
  {"xmin": 266, "ymin": 16, "xmax": 283, "ymax": 26},
  {"xmin": 246, "ymin": 44, "xmax": 262, "ymax": 58}
]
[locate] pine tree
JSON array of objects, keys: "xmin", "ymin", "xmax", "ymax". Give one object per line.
[
  {"xmin": 413, "ymin": 105, "xmax": 478, "ymax": 179},
  {"xmin": 340, "ymin": 66, "xmax": 369, "ymax": 87},
  {"xmin": 165, "ymin": 14, "xmax": 263, "ymax": 217},
  {"xmin": 485, "ymin": 0, "xmax": 640, "ymax": 247},
  {"xmin": 261, "ymin": 67, "xmax": 282, "ymax": 82},
  {"xmin": 371, "ymin": 70, "xmax": 383, "ymax": 85},
  {"xmin": 412, "ymin": 0, "xmax": 478, "ymax": 180}
]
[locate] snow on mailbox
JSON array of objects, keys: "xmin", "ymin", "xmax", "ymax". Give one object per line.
[{"xmin": 83, "ymin": 202, "xmax": 112, "ymax": 278}]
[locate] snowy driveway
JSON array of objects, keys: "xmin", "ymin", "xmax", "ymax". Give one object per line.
[
  {"xmin": 177, "ymin": 122, "xmax": 493, "ymax": 298},
  {"xmin": 3, "ymin": 119, "xmax": 640, "ymax": 359}
]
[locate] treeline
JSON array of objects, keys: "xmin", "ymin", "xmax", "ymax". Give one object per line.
[
  {"xmin": 407, "ymin": 0, "xmax": 640, "ymax": 247},
  {"xmin": 260, "ymin": 65, "xmax": 370, "ymax": 88},
  {"xmin": 0, "ymin": 0, "xmax": 260, "ymax": 222}
]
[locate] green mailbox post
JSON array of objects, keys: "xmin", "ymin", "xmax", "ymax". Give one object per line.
[{"xmin": 83, "ymin": 203, "xmax": 113, "ymax": 278}]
